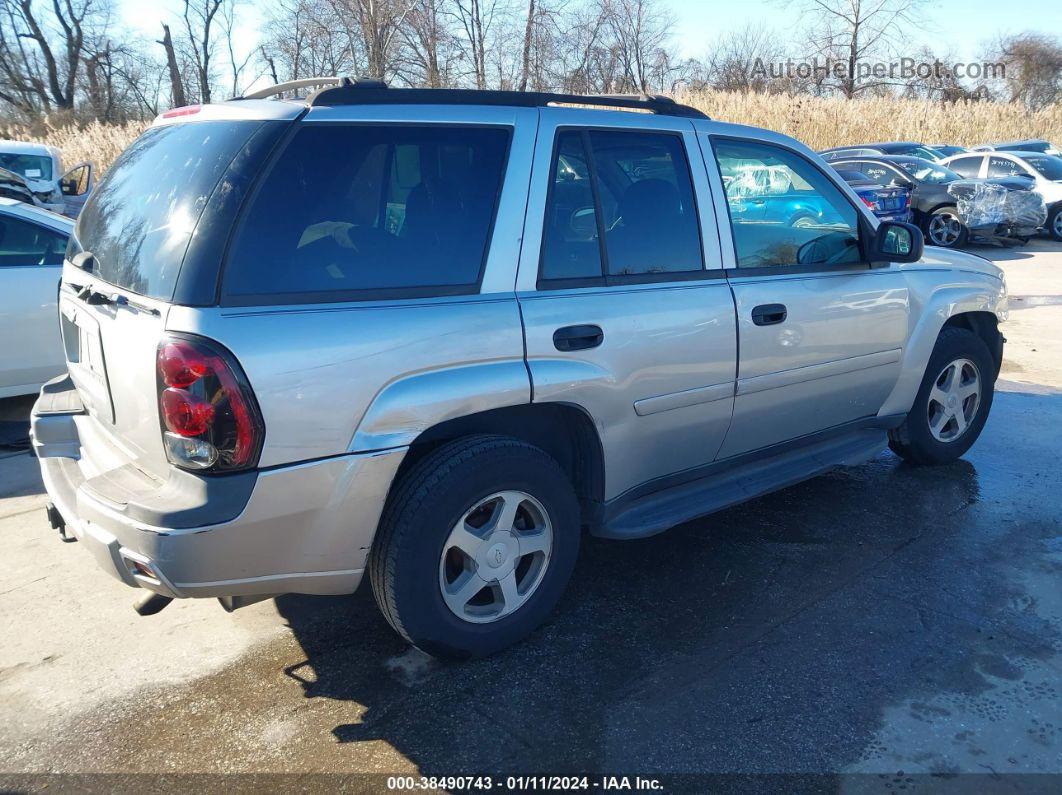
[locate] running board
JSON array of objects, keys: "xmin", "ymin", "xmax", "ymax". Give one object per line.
[{"xmin": 597, "ymin": 429, "xmax": 888, "ymax": 540}]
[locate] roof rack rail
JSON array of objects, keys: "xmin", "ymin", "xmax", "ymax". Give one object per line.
[
  {"xmin": 299, "ymin": 78, "xmax": 707, "ymax": 119},
  {"xmin": 240, "ymin": 76, "xmax": 385, "ymax": 100}
]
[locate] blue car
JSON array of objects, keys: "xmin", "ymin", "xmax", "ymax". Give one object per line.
[{"xmin": 834, "ymin": 169, "xmax": 913, "ymax": 223}]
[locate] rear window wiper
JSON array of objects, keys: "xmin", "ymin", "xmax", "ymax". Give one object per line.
[{"xmin": 74, "ymin": 284, "xmax": 160, "ymax": 316}]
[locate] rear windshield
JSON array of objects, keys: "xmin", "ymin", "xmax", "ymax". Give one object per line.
[
  {"xmin": 223, "ymin": 124, "xmax": 510, "ymax": 303},
  {"xmin": 74, "ymin": 120, "xmax": 264, "ymax": 299}
]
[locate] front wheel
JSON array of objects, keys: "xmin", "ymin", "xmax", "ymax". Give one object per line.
[
  {"xmin": 924, "ymin": 207, "xmax": 968, "ymax": 248},
  {"xmin": 889, "ymin": 327, "xmax": 995, "ymax": 465},
  {"xmin": 369, "ymin": 435, "xmax": 580, "ymax": 659}
]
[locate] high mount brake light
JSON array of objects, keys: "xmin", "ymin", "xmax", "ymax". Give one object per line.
[
  {"xmin": 161, "ymin": 104, "xmax": 202, "ymax": 118},
  {"xmin": 156, "ymin": 337, "xmax": 264, "ymax": 472}
]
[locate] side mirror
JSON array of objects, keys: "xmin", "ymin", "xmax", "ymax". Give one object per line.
[{"xmin": 871, "ymin": 221, "xmax": 923, "ymax": 264}]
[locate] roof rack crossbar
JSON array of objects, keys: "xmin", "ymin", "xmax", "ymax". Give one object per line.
[{"xmin": 300, "ymin": 80, "xmax": 708, "ymax": 119}]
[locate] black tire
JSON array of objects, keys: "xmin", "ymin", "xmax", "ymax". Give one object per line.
[
  {"xmin": 1048, "ymin": 205, "xmax": 1062, "ymax": 242},
  {"xmin": 888, "ymin": 327, "xmax": 995, "ymax": 465},
  {"xmin": 369, "ymin": 434, "xmax": 580, "ymax": 659},
  {"xmin": 923, "ymin": 206, "xmax": 968, "ymax": 248}
]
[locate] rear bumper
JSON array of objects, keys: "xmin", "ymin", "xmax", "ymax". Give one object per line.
[{"xmin": 32, "ymin": 376, "xmax": 405, "ymax": 599}]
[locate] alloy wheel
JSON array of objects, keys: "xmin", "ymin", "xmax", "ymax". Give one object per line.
[
  {"xmin": 928, "ymin": 213, "xmax": 963, "ymax": 246},
  {"xmin": 439, "ymin": 490, "xmax": 553, "ymax": 624},
  {"xmin": 927, "ymin": 357, "xmax": 981, "ymax": 443}
]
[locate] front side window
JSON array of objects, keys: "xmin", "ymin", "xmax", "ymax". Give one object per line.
[
  {"xmin": 224, "ymin": 125, "xmax": 509, "ymax": 300},
  {"xmin": 0, "ymin": 215, "xmax": 67, "ymax": 266},
  {"xmin": 539, "ymin": 129, "xmax": 703, "ymax": 283},
  {"xmin": 946, "ymin": 155, "xmax": 983, "ymax": 178},
  {"xmin": 714, "ymin": 139, "xmax": 862, "ymax": 269}
]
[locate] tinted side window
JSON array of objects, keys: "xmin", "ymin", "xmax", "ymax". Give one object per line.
[
  {"xmin": 590, "ymin": 130, "xmax": 702, "ymax": 276},
  {"xmin": 224, "ymin": 125, "xmax": 509, "ymax": 301},
  {"xmin": 0, "ymin": 216, "xmax": 67, "ymax": 266},
  {"xmin": 714, "ymin": 139, "xmax": 862, "ymax": 269},
  {"xmin": 947, "ymin": 156, "xmax": 983, "ymax": 178},
  {"xmin": 540, "ymin": 131, "xmax": 602, "ymax": 281},
  {"xmin": 987, "ymin": 157, "xmax": 1024, "ymax": 178},
  {"xmin": 539, "ymin": 129, "xmax": 703, "ymax": 283}
]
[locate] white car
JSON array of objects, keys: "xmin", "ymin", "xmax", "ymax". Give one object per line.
[
  {"xmin": 0, "ymin": 197, "xmax": 72, "ymax": 398},
  {"xmin": 941, "ymin": 150, "xmax": 1062, "ymax": 240},
  {"xmin": 0, "ymin": 140, "xmax": 94, "ymax": 217}
]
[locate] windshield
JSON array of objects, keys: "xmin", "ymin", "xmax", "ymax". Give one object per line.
[
  {"xmin": 0, "ymin": 152, "xmax": 53, "ymax": 181},
  {"xmin": 1023, "ymin": 155, "xmax": 1062, "ymax": 180},
  {"xmin": 891, "ymin": 145, "xmax": 944, "ymax": 161},
  {"xmin": 896, "ymin": 159, "xmax": 961, "ymax": 183},
  {"xmin": 74, "ymin": 120, "xmax": 265, "ymax": 300}
]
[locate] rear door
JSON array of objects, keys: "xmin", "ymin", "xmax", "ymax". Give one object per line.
[
  {"xmin": 517, "ymin": 108, "xmax": 737, "ymax": 501},
  {"xmin": 0, "ymin": 210, "xmax": 67, "ymax": 394},
  {"xmin": 705, "ymin": 135, "xmax": 909, "ymax": 458}
]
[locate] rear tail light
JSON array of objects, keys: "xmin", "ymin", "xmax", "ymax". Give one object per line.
[
  {"xmin": 862, "ymin": 197, "xmax": 879, "ymax": 210},
  {"xmin": 156, "ymin": 336, "xmax": 264, "ymax": 472}
]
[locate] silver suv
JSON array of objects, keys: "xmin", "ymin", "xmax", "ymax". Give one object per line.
[{"xmin": 32, "ymin": 80, "xmax": 1008, "ymax": 659}]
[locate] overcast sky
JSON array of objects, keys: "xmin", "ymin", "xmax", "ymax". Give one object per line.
[{"xmin": 117, "ymin": 0, "xmax": 1060, "ymax": 86}]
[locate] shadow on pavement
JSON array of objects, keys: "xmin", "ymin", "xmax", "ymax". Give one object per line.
[{"xmin": 272, "ymin": 389, "xmax": 1062, "ymax": 774}]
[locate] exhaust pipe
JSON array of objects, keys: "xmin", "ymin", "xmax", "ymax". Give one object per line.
[
  {"xmin": 134, "ymin": 592, "xmax": 174, "ymax": 616},
  {"xmin": 45, "ymin": 503, "xmax": 75, "ymax": 542}
]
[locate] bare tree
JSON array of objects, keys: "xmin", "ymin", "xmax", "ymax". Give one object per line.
[
  {"xmin": 398, "ymin": 0, "xmax": 454, "ymax": 86},
  {"xmin": 261, "ymin": 0, "xmax": 357, "ymax": 82},
  {"xmin": 703, "ymin": 24, "xmax": 793, "ymax": 93},
  {"xmin": 181, "ymin": 0, "xmax": 225, "ymax": 103},
  {"xmin": 601, "ymin": 0, "xmax": 676, "ymax": 93},
  {"xmin": 157, "ymin": 23, "xmax": 187, "ymax": 106},
  {"xmin": 450, "ymin": 0, "xmax": 502, "ymax": 89},
  {"xmin": 789, "ymin": 0, "xmax": 924, "ymax": 98},
  {"xmin": 327, "ymin": 0, "xmax": 416, "ymax": 79},
  {"xmin": 0, "ymin": 0, "xmax": 105, "ymax": 116},
  {"xmin": 989, "ymin": 32, "xmax": 1062, "ymax": 111},
  {"xmin": 220, "ymin": 0, "xmax": 256, "ymax": 96}
]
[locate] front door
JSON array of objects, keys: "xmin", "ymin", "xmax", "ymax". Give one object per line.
[
  {"xmin": 705, "ymin": 136, "xmax": 910, "ymax": 458},
  {"xmin": 516, "ymin": 109, "xmax": 738, "ymax": 501}
]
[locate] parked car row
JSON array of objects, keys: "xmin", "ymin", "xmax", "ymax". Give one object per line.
[{"xmin": 819, "ymin": 138, "xmax": 1062, "ymax": 245}]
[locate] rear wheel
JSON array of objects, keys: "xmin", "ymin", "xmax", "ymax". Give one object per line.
[
  {"xmin": 925, "ymin": 206, "xmax": 968, "ymax": 248},
  {"xmin": 1048, "ymin": 205, "xmax": 1062, "ymax": 242},
  {"xmin": 369, "ymin": 435, "xmax": 580, "ymax": 659},
  {"xmin": 889, "ymin": 327, "xmax": 995, "ymax": 465}
]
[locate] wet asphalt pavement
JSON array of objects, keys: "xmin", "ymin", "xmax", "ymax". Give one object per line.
[{"xmin": 1, "ymin": 242, "xmax": 1061, "ymax": 790}]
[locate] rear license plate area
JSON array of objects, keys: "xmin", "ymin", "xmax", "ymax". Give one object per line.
[{"xmin": 60, "ymin": 299, "xmax": 115, "ymax": 424}]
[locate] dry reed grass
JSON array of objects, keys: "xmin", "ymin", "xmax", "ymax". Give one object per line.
[{"xmin": 2, "ymin": 92, "xmax": 1059, "ymax": 172}]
